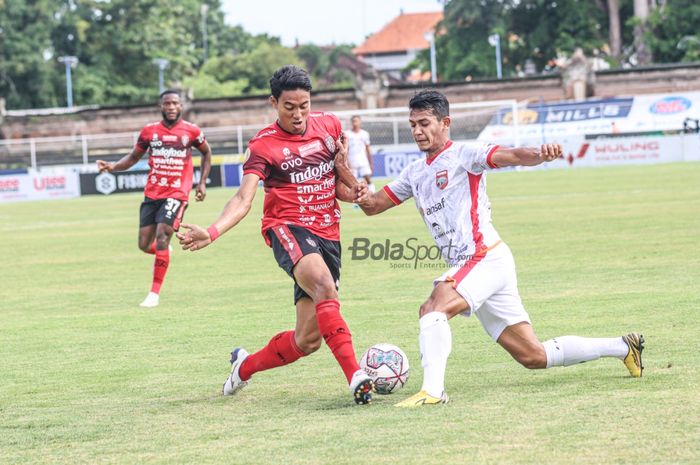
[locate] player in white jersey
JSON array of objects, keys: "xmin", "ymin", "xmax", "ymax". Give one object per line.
[
  {"xmin": 357, "ymin": 90, "xmax": 644, "ymax": 407},
  {"xmin": 345, "ymin": 116, "xmax": 374, "ymax": 192}
]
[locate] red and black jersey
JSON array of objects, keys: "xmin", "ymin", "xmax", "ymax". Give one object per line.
[
  {"xmin": 135, "ymin": 120, "xmax": 206, "ymax": 201},
  {"xmin": 243, "ymin": 112, "xmax": 343, "ymax": 244}
]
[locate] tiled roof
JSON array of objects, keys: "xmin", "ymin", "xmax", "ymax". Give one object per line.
[{"xmin": 353, "ymin": 12, "xmax": 443, "ymax": 55}]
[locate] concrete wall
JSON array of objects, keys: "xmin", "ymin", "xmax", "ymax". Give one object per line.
[{"xmin": 3, "ymin": 63, "xmax": 700, "ymax": 139}]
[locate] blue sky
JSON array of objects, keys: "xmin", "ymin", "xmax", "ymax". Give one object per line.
[{"xmin": 221, "ymin": 0, "xmax": 443, "ymax": 47}]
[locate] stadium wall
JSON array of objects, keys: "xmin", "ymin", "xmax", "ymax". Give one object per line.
[{"xmin": 3, "ymin": 63, "xmax": 700, "ymax": 139}]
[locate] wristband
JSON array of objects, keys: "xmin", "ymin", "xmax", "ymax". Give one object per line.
[{"xmin": 207, "ymin": 225, "xmax": 220, "ymax": 242}]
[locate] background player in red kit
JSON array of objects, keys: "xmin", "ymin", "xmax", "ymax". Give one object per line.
[
  {"xmin": 177, "ymin": 65, "xmax": 375, "ymax": 405},
  {"xmin": 97, "ymin": 90, "xmax": 212, "ymax": 308}
]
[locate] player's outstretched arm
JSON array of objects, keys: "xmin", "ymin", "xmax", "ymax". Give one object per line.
[
  {"xmin": 356, "ymin": 189, "xmax": 396, "ymax": 216},
  {"xmin": 195, "ymin": 141, "xmax": 213, "ymax": 202},
  {"xmin": 177, "ymin": 173, "xmax": 260, "ymax": 251},
  {"xmin": 491, "ymin": 143, "xmax": 563, "ymax": 168},
  {"xmin": 96, "ymin": 147, "xmax": 146, "ymax": 173}
]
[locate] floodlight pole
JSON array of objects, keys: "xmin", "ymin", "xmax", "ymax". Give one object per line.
[
  {"xmin": 488, "ymin": 34, "xmax": 502, "ymax": 79},
  {"xmin": 58, "ymin": 56, "xmax": 79, "ymax": 108},
  {"xmin": 424, "ymin": 31, "xmax": 437, "ymax": 84},
  {"xmin": 152, "ymin": 58, "xmax": 170, "ymax": 94}
]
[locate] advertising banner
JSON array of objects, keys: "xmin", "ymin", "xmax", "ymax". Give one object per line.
[
  {"xmin": 80, "ymin": 165, "xmax": 222, "ymax": 195},
  {"xmin": 0, "ymin": 171, "xmax": 80, "ymax": 203}
]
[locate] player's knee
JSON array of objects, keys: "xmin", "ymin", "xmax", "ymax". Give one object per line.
[
  {"xmin": 418, "ymin": 299, "xmax": 438, "ymax": 317},
  {"xmin": 309, "ymin": 277, "xmax": 338, "ymax": 302},
  {"xmin": 516, "ymin": 346, "xmax": 547, "ymax": 369},
  {"xmin": 296, "ymin": 335, "xmax": 322, "ymax": 354}
]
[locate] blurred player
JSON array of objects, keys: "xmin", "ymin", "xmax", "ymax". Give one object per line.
[
  {"xmin": 97, "ymin": 90, "xmax": 212, "ymax": 308},
  {"xmin": 345, "ymin": 115, "xmax": 374, "ymax": 192},
  {"xmin": 176, "ymin": 65, "xmax": 374, "ymax": 405},
  {"xmin": 357, "ymin": 90, "xmax": 644, "ymax": 407}
]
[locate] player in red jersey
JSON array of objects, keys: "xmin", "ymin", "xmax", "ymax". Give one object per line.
[
  {"xmin": 176, "ymin": 65, "xmax": 375, "ymax": 405},
  {"xmin": 97, "ymin": 90, "xmax": 212, "ymax": 308}
]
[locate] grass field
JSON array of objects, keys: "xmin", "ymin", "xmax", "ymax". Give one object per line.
[{"xmin": 2, "ymin": 163, "xmax": 699, "ymax": 465}]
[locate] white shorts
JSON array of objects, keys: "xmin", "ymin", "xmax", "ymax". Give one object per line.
[
  {"xmin": 434, "ymin": 242, "xmax": 530, "ymax": 341},
  {"xmin": 350, "ymin": 161, "xmax": 372, "ymax": 179}
]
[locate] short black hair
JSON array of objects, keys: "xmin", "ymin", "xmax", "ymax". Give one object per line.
[
  {"xmin": 160, "ymin": 89, "xmax": 180, "ymax": 100},
  {"xmin": 269, "ymin": 65, "xmax": 312, "ymax": 99},
  {"xmin": 409, "ymin": 90, "xmax": 450, "ymax": 120}
]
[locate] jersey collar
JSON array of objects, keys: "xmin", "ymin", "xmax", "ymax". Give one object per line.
[{"xmin": 425, "ymin": 140, "xmax": 453, "ymax": 165}]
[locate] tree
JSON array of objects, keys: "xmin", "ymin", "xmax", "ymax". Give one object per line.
[{"xmin": 646, "ymin": 0, "xmax": 700, "ymax": 62}]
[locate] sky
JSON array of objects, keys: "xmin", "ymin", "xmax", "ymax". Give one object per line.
[{"xmin": 221, "ymin": 0, "xmax": 444, "ymax": 47}]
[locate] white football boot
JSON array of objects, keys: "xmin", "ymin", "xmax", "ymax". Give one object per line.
[
  {"xmin": 139, "ymin": 292, "xmax": 160, "ymax": 308},
  {"xmin": 223, "ymin": 348, "xmax": 250, "ymax": 396}
]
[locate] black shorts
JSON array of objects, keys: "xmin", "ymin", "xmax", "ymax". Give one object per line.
[
  {"xmin": 267, "ymin": 224, "xmax": 341, "ymax": 304},
  {"xmin": 139, "ymin": 197, "xmax": 188, "ymax": 230}
]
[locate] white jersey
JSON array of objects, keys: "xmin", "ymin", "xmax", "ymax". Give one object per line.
[
  {"xmin": 345, "ymin": 129, "xmax": 371, "ymax": 167},
  {"xmin": 384, "ymin": 140, "xmax": 501, "ymax": 266}
]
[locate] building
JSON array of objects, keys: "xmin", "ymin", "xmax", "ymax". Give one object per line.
[{"xmin": 353, "ymin": 11, "xmax": 443, "ymax": 82}]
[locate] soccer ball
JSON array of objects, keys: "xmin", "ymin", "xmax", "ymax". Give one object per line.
[{"xmin": 359, "ymin": 343, "xmax": 410, "ymax": 394}]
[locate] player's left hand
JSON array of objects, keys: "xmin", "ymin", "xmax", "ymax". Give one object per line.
[
  {"xmin": 539, "ymin": 143, "xmax": 563, "ymax": 162},
  {"xmin": 177, "ymin": 223, "xmax": 211, "ymax": 251},
  {"xmin": 195, "ymin": 183, "xmax": 207, "ymax": 201}
]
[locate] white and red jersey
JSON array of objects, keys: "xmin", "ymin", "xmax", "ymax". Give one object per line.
[
  {"xmin": 135, "ymin": 120, "xmax": 206, "ymax": 201},
  {"xmin": 243, "ymin": 113, "xmax": 343, "ymax": 244},
  {"xmin": 345, "ymin": 128, "xmax": 371, "ymax": 168},
  {"xmin": 384, "ymin": 140, "xmax": 501, "ymax": 266}
]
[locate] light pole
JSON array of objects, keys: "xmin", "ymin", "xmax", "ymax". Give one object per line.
[
  {"xmin": 424, "ymin": 31, "xmax": 437, "ymax": 84},
  {"xmin": 152, "ymin": 58, "xmax": 170, "ymax": 94},
  {"xmin": 57, "ymin": 56, "xmax": 79, "ymax": 108},
  {"xmin": 488, "ymin": 34, "xmax": 502, "ymax": 79},
  {"xmin": 200, "ymin": 4, "xmax": 209, "ymax": 61}
]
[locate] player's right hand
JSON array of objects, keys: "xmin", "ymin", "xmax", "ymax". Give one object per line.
[
  {"xmin": 177, "ymin": 223, "xmax": 211, "ymax": 252},
  {"xmin": 96, "ymin": 160, "xmax": 113, "ymax": 173}
]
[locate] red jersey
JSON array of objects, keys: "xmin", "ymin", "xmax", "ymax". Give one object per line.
[
  {"xmin": 135, "ymin": 120, "xmax": 206, "ymax": 201},
  {"xmin": 243, "ymin": 112, "xmax": 343, "ymax": 244}
]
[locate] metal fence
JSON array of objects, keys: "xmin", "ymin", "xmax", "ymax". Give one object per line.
[{"xmin": 0, "ymin": 100, "xmax": 518, "ymax": 170}]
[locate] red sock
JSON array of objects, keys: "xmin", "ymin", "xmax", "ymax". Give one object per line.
[
  {"xmin": 239, "ymin": 330, "xmax": 305, "ymax": 381},
  {"xmin": 150, "ymin": 248, "xmax": 169, "ymax": 294},
  {"xmin": 316, "ymin": 299, "xmax": 360, "ymax": 383},
  {"xmin": 145, "ymin": 240, "xmax": 156, "ymax": 255}
]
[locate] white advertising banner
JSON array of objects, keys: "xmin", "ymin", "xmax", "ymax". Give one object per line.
[{"xmin": 0, "ymin": 171, "xmax": 81, "ymax": 203}]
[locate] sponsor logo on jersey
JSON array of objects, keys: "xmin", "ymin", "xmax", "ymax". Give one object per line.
[
  {"xmin": 281, "ymin": 158, "xmax": 303, "ymax": 171},
  {"xmin": 283, "ymin": 147, "xmax": 292, "ymax": 159},
  {"xmin": 431, "ymin": 222, "xmax": 455, "ymax": 239},
  {"xmin": 255, "ymin": 129, "xmax": 277, "ymax": 139},
  {"xmin": 425, "ymin": 197, "xmax": 446, "ymax": 216},
  {"xmin": 299, "ymin": 215, "xmax": 316, "ymax": 225},
  {"xmin": 436, "ymin": 170, "xmax": 448, "ymax": 190},
  {"xmin": 324, "ymin": 135, "xmax": 336, "ymax": 154},
  {"xmin": 296, "ymin": 178, "xmax": 335, "ymax": 194},
  {"xmin": 297, "ymin": 195, "xmax": 314, "ymax": 204},
  {"xmin": 181, "ymin": 135, "xmax": 189, "ymax": 146},
  {"xmin": 152, "ymin": 147, "xmax": 187, "ymax": 158},
  {"xmin": 299, "ymin": 140, "xmax": 323, "ymax": 158},
  {"xmin": 277, "ymin": 227, "xmax": 295, "ymax": 250},
  {"xmin": 316, "ymin": 191, "xmax": 334, "ymax": 200},
  {"xmin": 290, "ymin": 160, "xmax": 335, "ymax": 184},
  {"xmin": 163, "ymin": 135, "xmax": 177, "ymax": 142}
]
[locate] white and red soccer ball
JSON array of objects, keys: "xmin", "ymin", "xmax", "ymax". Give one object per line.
[{"xmin": 360, "ymin": 343, "xmax": 410, "ymax": 394}]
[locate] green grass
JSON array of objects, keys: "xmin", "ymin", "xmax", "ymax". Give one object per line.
[{"xmin": 1, "ymin": 163, "xmax": 699, "ymax": 465}]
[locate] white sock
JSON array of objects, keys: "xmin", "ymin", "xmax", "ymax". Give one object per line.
[
  {"xmin": 419, "ymin": 312, "xmax": 452, "ymax": 397},
  {"xmin": 543, "ymin": 336, "xmax": 628, "ymax": 368}
]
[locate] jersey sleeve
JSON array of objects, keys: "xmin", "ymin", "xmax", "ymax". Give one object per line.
[
  {"xmin": 242, "ymin": 145, "xmax": 271, "ymax": 180},
  {"xmin": 362, "ymin": 130, "xmax": 370, "ymax": 146},
  {"xmin": 135, "ymin": 127, "xmax": 150, "ymax": 152},
  {"xmin": 460, "ymin": 143, "xmax": 500, "ymax": 174},
  {"xmin": 383, "ymin": 165, "xmax": 413, "ymax": 205},
  {"xmin": 192, "ymin": 125, "xmax": 206, "ymax": 148}
]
